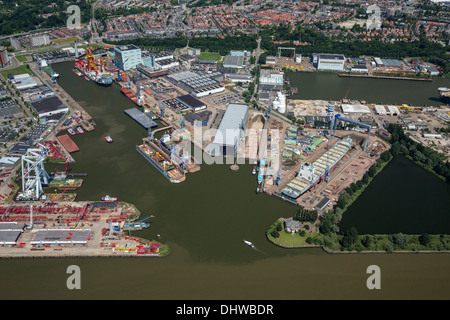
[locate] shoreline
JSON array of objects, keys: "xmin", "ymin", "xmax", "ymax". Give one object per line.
[
  {"xmin": 0, "ymin": 201, "xmax": 170, "ymax": 259},
  {"xmin": 266, "ymin": 230, "xmax": 450, "ymax": 254},
  {"xmin": 338, "ymin": 73, "xmax": 433, "ymax": 82}
]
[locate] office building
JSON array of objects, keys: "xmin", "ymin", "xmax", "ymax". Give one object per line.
[{"xmin": 114, "ymin": 44, "xmax": 142, "ymax": 71}]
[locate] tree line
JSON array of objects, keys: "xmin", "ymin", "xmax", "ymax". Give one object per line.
[
  {"xmin": 387, "ymin": 124, "xmax": 450, "ymax": 183},
  {"xmin": 0, "ymin": 0, "xmax": 91, "ymax": 36},
  {"xmin": 107, "ymin": 34, "xmax": 258, "ymax": 56},
  {"xmin": 258, "ymin": 25, "xmax": 450, "ymax": 74}
]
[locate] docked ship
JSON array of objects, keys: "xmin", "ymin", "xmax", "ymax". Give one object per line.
[
  {"xmin": 75, "ymin": 46, "xmax": 113, "ymax": 87},
  {"xmin": 102, "ymin": 195, "xmax": 117, "ymax": 202},
  {"xmin": 282, "ymin": 137, "xmax": 353, "ymax": 199},
  {"xmin": 257, "ymin": 159, "xmax": 265, "ymax": 184},
  {"xmin": 48, "ymin": 178, "xmax": 83, "ymax": 190}
]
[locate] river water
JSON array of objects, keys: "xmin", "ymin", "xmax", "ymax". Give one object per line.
[
  {"xmin": 0, "ymin": 64, "xmax": 449, "ymax": 300},
  {"xmin": 286, "ymin": 71, "xmax": 449, "ymax": 107}
]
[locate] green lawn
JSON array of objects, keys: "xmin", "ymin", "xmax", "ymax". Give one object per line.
[
  {"xmin": 15, "ymin": 55, "xmax": 30, "ymax": 63},
  {"xmin": 0, "ymin": 65, "xmax": 35, "ymax": 78},
  {"xmin": 52, "ymin": 36, "xmax": 79, "ymax": 45},
  {"xmin": 267, "ymin": 219, "xmax": 319, "ymax": 247},
  {"xmin": 199, "ymin": 52, "xmax": 221, "ymax": 61}
]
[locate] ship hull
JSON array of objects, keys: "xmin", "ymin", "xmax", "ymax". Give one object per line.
[
  {"xmin": 282, "ymin": 138, "xmax": 353, "ymax": 199},
  {"xmin": 76, "ymin": 66, "xmax": 112, "ymax": 87}
]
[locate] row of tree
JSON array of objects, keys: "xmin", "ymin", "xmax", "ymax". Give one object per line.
[
  {"xmin": 295, "ymin": 208, "xmax": 318, "ymax": 223},
  {"xmin": 107, "ymin": 34, "xmax": 258, "ymax": 56}
]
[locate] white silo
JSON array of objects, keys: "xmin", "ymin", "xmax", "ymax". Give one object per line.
[
  {"xmin": 272, "ymin": 100, "xmax": 280, "ymax": 110},
  {"xmin": 278, "ymin": 92, "xmax": 286, "ymax": 113}
]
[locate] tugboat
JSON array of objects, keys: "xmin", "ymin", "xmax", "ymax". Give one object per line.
[
  {"xmin": 104, "ymin": 134, "xmax": 113, "ymax": 143},
  {"xmin": 243, "ymin": 240, "xmax": 255, "ymax": 248},
  {"xmin": 68, "ymin": 128, "xmax": 76, "ymax": 136},
  {"xmin": 76, "ymin": 127, "xmax": 84, "ymax": 134},
  {"xmin": 102, "ymin": 195, "xmax": 117, "ymax": 202}
]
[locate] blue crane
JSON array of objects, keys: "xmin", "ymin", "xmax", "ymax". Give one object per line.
[
  {"xmin": 330, "ymin": 114, "xmax": 371, "ymax": 150},
  {"xmin": 114, "ymin": 57, "xmax": 129, "ymax": 82}
]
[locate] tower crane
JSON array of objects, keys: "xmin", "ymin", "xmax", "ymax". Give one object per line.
[{"xmin": 114, "ymin": 57, "xmax": 129, "ymax": 82}]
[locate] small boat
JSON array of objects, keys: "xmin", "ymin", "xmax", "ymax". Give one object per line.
[
  {"xmin": 76, "ymin": 127, "xmax": 84, "ymax": 134},
  {"xmin": 243, "ymin": 240, "xmax": 254, "ymax": 248},
  {"xmin": 104, "ymin": 134, "xmax": 113, "ymax": 143},
  {"xmin": 102, "ymin": 195, "xmax": 117, "ymax": 202},
  {"xmin": 68, "ymin": 128, "xmax": 76, "ymax": 135},
  {"xmin": 256, "ymin": 184, "xmax": 260, "ymax": 194}
]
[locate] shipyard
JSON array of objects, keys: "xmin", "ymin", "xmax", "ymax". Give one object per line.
[{"xmin": 0, "ymin": 38, "xmax": 449, "ymax": 259}]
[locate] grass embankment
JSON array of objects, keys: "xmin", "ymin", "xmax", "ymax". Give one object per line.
[
  {"xmin": 15, "ymin": 55, "xmax": 30, "ymax": 63},
  {"xmin": 0, "ymin": 65, "xmax": 35, "ymax": 78},
  {"xmin": 52, "ymin": 36, "xmax": 79, "ymax": 45},
  {"xmin": 404, "ymin": 155, "xmax": 447, "ymax": 182}
]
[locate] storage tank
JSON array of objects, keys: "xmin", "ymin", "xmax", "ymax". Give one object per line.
[
  {"xmin": 272, "ymin": 100, "xmax": 280, "ymax": 110},
  {"xmin": 278, "ymin": 92, "xmax": 286, "ymax": 113}
]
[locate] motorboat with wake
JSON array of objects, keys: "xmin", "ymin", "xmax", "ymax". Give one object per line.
[{"xmin": 243, "ymin": 240, "xmax": 254, "ymax": 248}]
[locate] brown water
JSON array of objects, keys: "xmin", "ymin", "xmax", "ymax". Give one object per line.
[{"xmin": 0, "ymin": 63, "xmax": 449, "ymax": 300}]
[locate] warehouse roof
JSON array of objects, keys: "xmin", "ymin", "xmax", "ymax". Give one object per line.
[
  {"xmin": 176, "ymin": 94, "xmax": 206, "ymax": 110},
  {"xmin": 212, "ymin": 103, "xmax": 248, "ymax": 147},
  {"xmin": 30, "ymin": 96, "xmax": 67, "ymax": 116},
  {"xmin": 223, "ymin": 55, "xmax": 244, "ymax": 67},
  {"xmin": 31, "ymin": 229, "xmax": 92, "ymax": 245}
]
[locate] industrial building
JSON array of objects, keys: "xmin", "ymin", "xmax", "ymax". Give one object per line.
[
  {"xmin": 351, "ymin": 64, "xmax": 368, "ymax": 73},
  {"xmin": 314, "ymin": 53, "xmax": 346, "ymax": 71},
  {"xmin": 141, "ymin": 52, "xmax": 156, "ymax": 68},
  {"xmin": 167, "ymin": 71, "xmax": 224, "ymax": 96},
  {"xmin": 0, "ymin": 46, "xmax": 9, "ymax": 67},
  {"xmin": 30, "ymin": 34, "xmax": 50, "ymax": 47},
  {"xmin": 223, "ymin": 55, "xmax": 245, "ymax": 69},
  {"xmin": 259, "ymin": 69, "xmax": 283, "ymax": 85},
  {"xmin": 374, "ymin": 105, "xmax": 387, "ymax": 115},
  {"xmin": 224, "ymin": 73, "xmax": 253, "ymax": 83},
  {"xmin": 0, "ymin": 100, "xmax": 22, "ymax": 119},
  {"xmin": 31, "ymin": 229, "xmax": 92, "ymax": 247},
  {"xmin": 12, "ymin": 74, "xmax": 38, "ymax": 90},
  {"xmin": 0, "ymin": 222, "xmax": 25, "ymax": 246},
  {"xmin": 209, "ymin": 103, "xmax": 249, "ymax": 157},
  {"xmin": 184, "ymin": 110, "xmax": 212, "ymax": 126},
  {"xmin": 176, "ymin": 94, "xmax": 207, "ymax": 112},
  {"xmin": 114, "ymin": 44, "xmax": 142, "ymax": 71},
  {"xmin": 341, "ymin": 104, "xmax": 371, "ymax": 114},
  {"xmin": 29, "ymin": 96, "xmax": 69, "ymax": 120}
]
